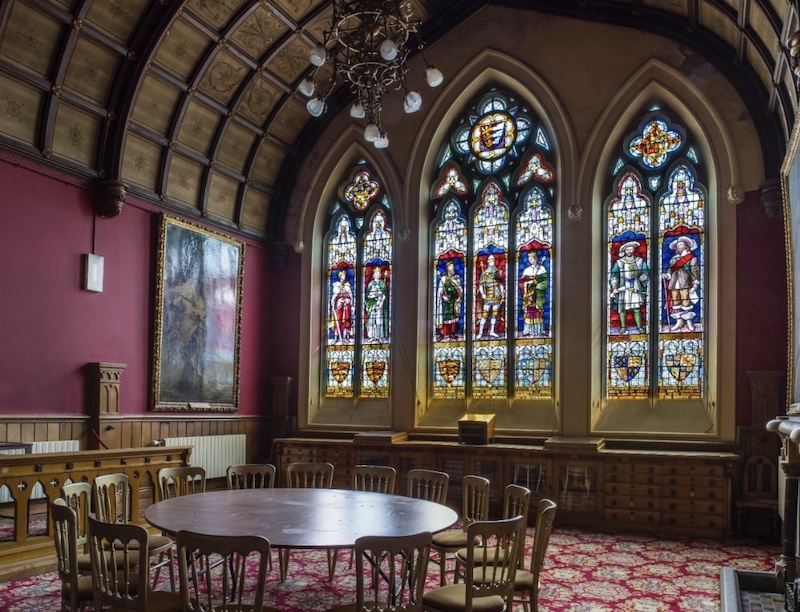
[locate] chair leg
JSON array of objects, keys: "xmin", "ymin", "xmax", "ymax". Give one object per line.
[{"xmin": 279, "ymin": 548, "xmax": 289, "ymax": 582}]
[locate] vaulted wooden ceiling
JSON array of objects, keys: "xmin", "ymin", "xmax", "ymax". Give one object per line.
[{"xmin": 0, "ymin": 0, "xmax": 797, "ymax": 243}]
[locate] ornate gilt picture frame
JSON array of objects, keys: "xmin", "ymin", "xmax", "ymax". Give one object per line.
[
  {"xmin": 152, "ymin": 215, "xmax": 245, "ymax": 412},
  {"xmin": 782, "ymin": 105, "xmax": 800, "ymax": 413}
]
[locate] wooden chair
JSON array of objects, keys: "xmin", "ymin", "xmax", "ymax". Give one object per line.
[
  {"xmin": 430, "ymin": 475, "xmax": 491, "ymax": 585},
  {"xmin": 52, "ymin": 498, "xmax": 94, "ymax": 612},
  {"xmin": 353, "ymin": 464, "xmax": 397, "ymax": 494},
  {"xmin": 176, "ymin": 530, "xmax": 280, "ymax": 612},
  {"xmin": 422, "ymin": 515, "xmax": 526, "ymax": 612},
  {"xmin": 735, "ymin": 454, "xmax": 780, "ymax": 538},
  {"xmin": 281, "ymin": 461, "xmax": 336, "ymax": 581},
  {"xmin": 87, "ymin": 515, "xmax": 182, "ymax": 611},
  {"xmin": 93, "ymin": 472, "xmax": 176, "ymax": 590},
  {"xmin": 227, "ymin": 463, "xmax": 277, "ymax": 490},
  {"xmin": 406, "ymin": 469, "xmax": 449, "ymax": 505},
  {"xmin": 156, "ymin": 466, "xmax": 206, "ymax": 501},
  {"xmin": 453, "ymin": 483, "xmax": 531, "ymax": 580},
  {"xmin": 330, "ymin": 531, "xmax": 432, "ymax": 612},
  {"xmin": 60, "ymin": 481, "xmax": 93, "ymax": 572},
  {"xmin": 513, "ymin": 498, "xmax": 557, "ymax": 612}
]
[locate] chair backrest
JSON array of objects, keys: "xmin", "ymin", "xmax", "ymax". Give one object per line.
[
  {"xmin": 461, "ymin": 475, "xmax": 491, "ymax": 530},
  {"xmin": 93, "ymin": 472, "xmax": 130, "ymax": 524},
  {"xmin": 227, "ymin": 463, "xmax": 277, "ymax": 490},
  {"xmin": 285, "ymin": 461, "xmax": 334, "ymax": 488},
  {"xmin": 87, "ymin": 515, "xmax": 150, "ymax": 611},
  {"xmin": 353, "ymin": 531, "xmax": 432, "ymax": 611},
  {"xmin": 60, "ymin": 481, "xmax": 92, "ymax": 549},
  {"xmin": 524, "ymin": 499, "xmax": 558, "ymax": 595},
  {"xmin": 742, "ymin": 454, "xmax": 777, "ymax": 498},
  {"xmin": 157, "ymin": 466, "xmax": 206, "ymax": 500},
  {"xmin": 52, "ymin": 498, "xmax": 85, "ymax": 611},
  {"xmin": 503, "ymin": 484, "xmax": 531, "ymax": 521},
  {"xmin": 177, "ymin": 530, "xmax": 272, "ymax": 612},
  {"xmin": 464, "ymin": 515, "xmax": 526, "ymax": 607},
  {"xmin": 353, "ymin": 464, "xmax": 397, "ymax": 494},
  {"xmin": 406, "ymin": 469, "xmax": 449, "ymax": 504}
]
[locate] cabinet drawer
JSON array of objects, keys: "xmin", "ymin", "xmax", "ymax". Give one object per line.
[
  {"xmin": 604, "ymin": 508, "xmax": 662, "ymax": 524},
  {"xmin": 605, "ymin": 472, "xmax": 662, "ymax": 485},
  {"xmin": 603, "ymin": 483, "xmax": 660, "ymax": 497},
  {"xmin": 662, "ymin": 475, "xmax": 723, "ymax": 490},
  {"xmin": 663, "ymin": 484, "xmax": 724, "ymax": 500},
  {"xmin": 604, "ymin": 494, "xmax": 660, "ymax": 511},
  {"xmin": 663, "ymin": 464, "xmax": 725, "ymax": 478},
  {"xmin": 662, "ymin": 512, "xmax": 725, "ymax": 530},
  {"xmin": 661, "ymin": 498, "xmax": 723, "ymax": 515}
]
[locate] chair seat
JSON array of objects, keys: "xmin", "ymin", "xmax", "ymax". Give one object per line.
[
  {"xmin": 422, "ymin": 584, "xmax": 506, "ymax": 612},
  {"xmin": 62, "ymin": 573, "xmax": 94, "ymax": 600},
  {"xmin": 513, "ymin": 568, "xmax": 535, "ymax": 591},
  {"xmin": 105, "ymin": 589, "xmax": 182, "ymax": 612},
  {"xmin": 432, "ymin": 529, "xmax": 469, "ymax": 548}
]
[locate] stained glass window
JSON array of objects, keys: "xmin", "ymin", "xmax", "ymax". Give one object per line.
[
  {"xmin": 431, "ymin": 89, "xmax": 555, "ymax": 400},
  {"xmin": 605, "ymin": 110, "xmax": 704, "ymax": 400},
  {"xmin": 325, "ymin": 164, "xmax": 392, "ymax": 399}
]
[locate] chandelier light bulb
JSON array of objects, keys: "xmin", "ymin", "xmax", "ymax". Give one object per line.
[
  {"xmin": 350, "ymin": 102, "xmax": 366, "ymax": 118},
  {"xmin": 425, "ymin": 66, "xmax": 444, "ymax": 87},
  {"xmin": 379, "ymin": 39, "xmax": 399, "ymax": 61},
  {"xmin": 309, "ymin": 45, "xmax": 327, "ymax": 67},
  {"xmin": 364, "ymin": 123, "xmax": 380, "ymax": 142},
  {"xmin": 374, "ymin": 133, "xmax": 389, "ymax": 148},
  {"xmin": 306, "ymin": 97, "xmax": 326, "ymax": 117},
  {"xmin": 403, "ymin": 90, "xmax": 422, "ymax": 113},
  {"xmin": 298, "ymin": 77, "xmax": 315, "ymax": 97}
]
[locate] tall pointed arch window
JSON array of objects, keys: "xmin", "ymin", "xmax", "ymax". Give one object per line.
[
  {"xmin": 605, "ymin": 109, "xmax": 705, "ymax": 400},
  {"xmin": 325, "ymin": 165, "xmax": 393, "ymax": 399},
  {"xmin": 430, "ymin": 89, "xmax": 556, "ymax": 400}
]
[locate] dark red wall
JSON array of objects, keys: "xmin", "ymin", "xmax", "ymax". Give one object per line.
[
  {"xmin": 0, "ymin": 152, "xmax": 272, "ymax": 416},
  {"xmin": 735, "ymin": 190, "xmax": 789, "ymax": 424}
]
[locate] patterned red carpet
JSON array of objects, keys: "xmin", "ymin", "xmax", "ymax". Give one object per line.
[{"xmin": 0, "ymin": 526, "xmax": 781, "ymax": 611}]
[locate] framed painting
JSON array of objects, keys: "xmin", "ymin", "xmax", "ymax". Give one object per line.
[
  {"xmin": 782, "ymin": 105, "xmax": 800, "ymax": 413},
  {"xmin": 152, "ymin": 215, "xmax": 245, "ymax": 412}
]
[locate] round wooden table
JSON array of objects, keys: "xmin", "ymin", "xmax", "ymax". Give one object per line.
[{"xmin": 144, "ymin": 488, "xmax": 458, "ymax": 549}]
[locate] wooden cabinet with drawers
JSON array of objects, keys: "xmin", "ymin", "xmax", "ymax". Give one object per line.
[{"xmin": 272, "ymin": 437, "xmax": 737, "ymax": 537}]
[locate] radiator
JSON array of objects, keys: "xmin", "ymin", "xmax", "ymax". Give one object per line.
[
  {"xmin": 0, "ymin": 440, "xmax": 80, "ymax": 503},
  {"xmin": 164, "ymin": 434, "xmax": 246, "ymax": 479}
]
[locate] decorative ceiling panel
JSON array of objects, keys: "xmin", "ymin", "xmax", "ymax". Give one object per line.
[
  {"xmin": 131, "ymin": 73, "xmax": 182, "ymax": 135},
  {"xmin": 242, "ymin": 187, "xmax": 271, "ymax": 232},
  {"xmin": 267, "ymin": 96, "xmax": 309, "ymax": 144},
  {"xmin": 207, "ymin": 171, "xmax": 239, "ymax": 221},
  {"xmin": 176, "ymin": 98, "xmax": 222, "ymax": 155},
  {"xmin": 749, "ymin": 2, "xmax": 781, "ymax": 56},
  {"xmin": 62, "ymin": 37, "xmax": 120, "ymax": 106},
  {"xmin": 272, "ymin": 0, "xmax": 324, "ymax": 21},
  {"xmin": 121, "ymin": 133, "xmax": 163, "ymax": 191},
  {"xmin": 84, "ymin": 0, "xmax": 151, "ymax": 44},
  {"xmin": 250, "ymin": 139, "xmax": 285, "ymax": 186},
  {"xmin": 197, "ymin": 49, "xmax": 249, "ymax": 105},
  {"xmin": 185, "ymin": 0, "xmax": 249, "ymax": 32},
  {"xmin": 0, "ymin": 73, "xmax": 43, "ymax": 144},
  {"xmin": 642, "ymin": 0, "xmax": 689, "ymax": 16},
  {"xmin": 698, "ymin": 3, "xmax": 739, "ymax": 50},
  {"xmin": 229, "ymin": 6, "xmax": 289, "ymax": 61},
  {"xmin": 52, "ymin": 101, "xmax": 99, "ymax": 166},
  {"xmin": 235, "ymin": 75, "xmax": 282, "ymax": 127},
  {"xmin": 747, "ymin": 40, "xmax": 774, "ymax": 99},
  {"xmin": 265, "ymin": 34, "xmax": 312, "ymax": 85},
  {"xmin": 166, "ymin": 153, "xmax": 204, "ymax": 206},
  {"xmin": 153, "ymin": 17, "xmax": 210, "ymax": 80},
  {"xmin": 303, "ymin": 6, "xmax": 332, "ymax": 44},
  {"xmin": 0, "ymin": 1, "xmax": 64, "ymax": 78},
  {"xmin": 217, "ymin": 121, "xmax": 257, "ymax": 173}
]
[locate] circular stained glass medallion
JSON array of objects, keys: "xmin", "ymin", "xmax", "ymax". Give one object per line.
[{"xmin": 470, "ymin": 112, "xmax": 515, "ymax": 160}]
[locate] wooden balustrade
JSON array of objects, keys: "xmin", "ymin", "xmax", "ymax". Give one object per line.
[{"xmin": 0, "ymin": 445, "xmax": 191, "ymax": 581}]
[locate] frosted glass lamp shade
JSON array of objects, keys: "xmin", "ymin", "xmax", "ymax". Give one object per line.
[
  {"xmin": 309, "ymin": 46, "xmax": 327, "ymax": 67},
  {"xmin": 364, "ymin": 123, "xmax": 380, "ymax": 142},
  {"xmin": 298, "ymin": 77, "xmax": 315, "ymax": 97},
  {"xmin": 425, "ymin": 66, "xmax": 444, "ymax": 87},
  {"xmin": 374, "ymin": 133, "xmax": 389, "ymax": 148},
  {"xmin": 379, "ymin": 39, "xmax": 399, "ymax": 61},
  {"xmin": 350, "ymin": 102, "xmax": 366, "ymax": 118},
  {"xmin": 403, "ymin": 90, "xmax": 422, "ymax": 113},
  {"xmin": 306, "ymin": 97, "xmax": 326, "ymax": 117}
]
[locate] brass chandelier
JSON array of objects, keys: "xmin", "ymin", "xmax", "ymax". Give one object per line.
[{"xmin": 298, "ymin": 0, "xmax": 444, "ymax": 148}]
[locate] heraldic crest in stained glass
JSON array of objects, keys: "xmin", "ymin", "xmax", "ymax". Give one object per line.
[
  {"xmin": 613, "ymin": 354, "xmax": 643, "ymax": 382},
  {"xmin": 344, "ymin": 170, "xmax": 381, "ymax": 211},
  {"xmin": 628, "ymin": 119, "xmax": 682, "ymax": 169}
]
